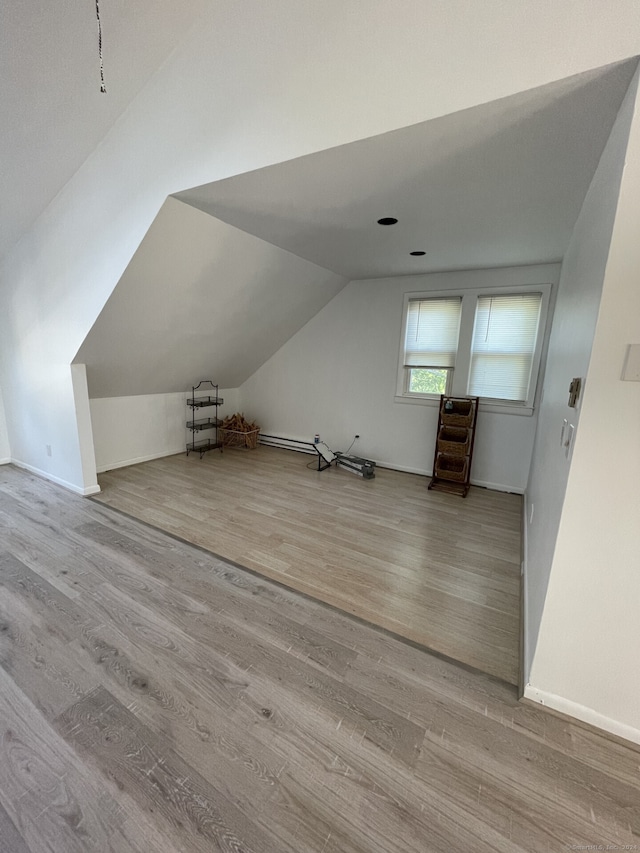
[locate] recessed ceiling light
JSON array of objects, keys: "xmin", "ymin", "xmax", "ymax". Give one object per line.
[
  {"xmin": 377, "ymin": 217, "xmax": 398, "ymax": 225},
  {"xmin": 410, "ymin": 251, "xmax": 426, "ymax": 256}
]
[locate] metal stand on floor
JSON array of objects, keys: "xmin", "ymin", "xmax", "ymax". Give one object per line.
[
  {"xmin": 259, "ymin": 434, "xmax": 332, "ymax": 471},
  {"xmin": 334, "ymin": 453, "xmax": 376, "ymax": 480},
  {"xmin": 259, "ymin": 434, "xmax": 376, "ymax": 479}
]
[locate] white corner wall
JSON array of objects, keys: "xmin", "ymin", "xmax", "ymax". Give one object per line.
[
  {"xmin": 3, "ymin": 2, "xmax": 640, "ymax": 493},
  {"xmin": 526, "ymin": 69, "xmax": 640, "ymax": 743},
  {"xmin": 239, "ymin": 264, "xmax": 560, "ymax": 492},
  {"xmin": 523, "ymin": 71, "xmax": 636, "ymax": 679},
  {"xmin": 4, "ymin": 364, "xmax": 97, "ymax": 495},
  {"xmin": 90, "ymin": 388, "xmax": 240, "ymax": 473},
  {"xmin": 71, "ymin": 364, "xmax": 100, "ymax": 494},
  {"xmin": 0, "ymin": 386, "xmax": 10, "ymax": 463}
]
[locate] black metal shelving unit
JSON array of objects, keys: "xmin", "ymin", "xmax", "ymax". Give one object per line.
[{"xmin": 186, "ymin": 380, "xmax": 224, "ymax": 458}]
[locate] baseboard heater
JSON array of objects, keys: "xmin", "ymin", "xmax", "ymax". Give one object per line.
[{"xmin": 259, "ymin": 434, "xmax": 331, "ymax": 471}]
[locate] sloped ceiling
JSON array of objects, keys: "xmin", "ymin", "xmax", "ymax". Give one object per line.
[
  {"xmin": 76, "ymin": 59, "xmax": 637, "ymax": 400},
  {"xmin": 176, "ymin": 60, "xmax": 638, "ymax": 279},
  {"xmin": 0, "ymin": 0, "xmax": 208, "ymax": 260},
  {"xmin": 74, "ymin": 198, "xmax": 346, "ymax": 398}
]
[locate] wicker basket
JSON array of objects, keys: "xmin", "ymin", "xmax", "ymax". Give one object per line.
[
  {"xmin": 435, "ymin": 453, "xmax": 468, "ymax": 482},
  {"xmin": 219, "ymin": 428, "xmax": 260, "ymax": 449},
  {"xmin": 440, "ymin": 398, "xmax": 475, "ymax": 427},
  {"xmin": 437, "ymin": 426, "xmax": 470, "ymax": 458}
]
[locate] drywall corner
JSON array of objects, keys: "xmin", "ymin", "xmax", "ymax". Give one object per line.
[
  {"xmin": 523, "ymin": 67, "xmax": 638, "ymax": 679},
  {"xmin": 528, "ymin": 67, "xmax": 640, "ymax": 737},
  {"xmin": 71, "ymin": 364, "xmax": 99, "ymax": 493},
  {"xmin": 0, "ymin": 384, "xmax": 10, "ymax": 462}
]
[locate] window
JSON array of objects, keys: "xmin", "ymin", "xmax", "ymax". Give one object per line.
[
  {"xmin": 397, "ymin": 284, "xmax": 551, "ymax": 412},
  {"xmin": 403, "ymin": 297, "xmax": 462, "ymax": 396},
  {"xmin": 468, "ymin": 293, "xmax": 542, "ymax": 402}
]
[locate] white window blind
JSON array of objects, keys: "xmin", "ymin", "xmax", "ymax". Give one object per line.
[
  {"xmin": 468, "ymin": 293, "xmax": 543, "ymax": 402},
  {"xmin": 404, "ymin": 297, "xmax": 462, "ymax": 367}
]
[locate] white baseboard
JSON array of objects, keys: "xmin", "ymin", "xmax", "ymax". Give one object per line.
[
  {"xmin": 95, "ymin": 443, "xmax": 524, "ymax": 495},
  {"xmin": 523, "ymin": 684, "xmax": 640, "ymax": 746},
  {"xmin": 373, "ymin": 460, "xmax": 430, "ymax": 476},
  {"xmin": 471, "ymin": 478, "xmax": 524, "ymax": 495},
  {"xmin": 96, "ymin": 447, "xmax": 183, "ymax": 474},
  {"xmin": 0, "ymin": 458, "xmax": 11, "ymax": 465},
  {"xmin": 81, "ymin": 484, "xmax": 102, "ymax": 496},
  {"xmin": 11, "ymin": 458, "xmax": 101, "ymax": 496},
  {"xmin": 375, "ymin": 460, "xmax": 523, "ymax": 494},
  {"xmin": 257, "ymin": 442, "xmax": 522, "ymax": 493}
]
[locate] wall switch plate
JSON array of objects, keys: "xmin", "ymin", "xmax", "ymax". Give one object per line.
[
  {"xmin": 564, "ymin": 424, "xmax": 575, "ymax": 458},
  {"xmin": 622, "ymin": 344, "xmax": 640, "ymax": 381}
]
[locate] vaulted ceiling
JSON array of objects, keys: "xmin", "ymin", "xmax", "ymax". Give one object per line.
[
  {"xmin": 75, "ymin": 59, "xmax": 638, "ymax": 397},
  {"xmin": 0, "ymin": 0, "xmax": 207, "ymax": 260},
  {"xmin": 7, "ymin": 2, "xmax": 637, "ymax": 399},
  {"xmin": 176, "ymin": 59, "xmax": 638, "ymax": 279}
]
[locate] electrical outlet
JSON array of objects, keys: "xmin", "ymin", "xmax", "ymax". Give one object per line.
[{"xmin": 46, "ymin": 444, "xmax": 52, "ymax": 457}]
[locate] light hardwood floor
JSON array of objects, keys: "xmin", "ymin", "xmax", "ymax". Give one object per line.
[
  {"xmin": 94, "ymin": 447, "xmax": 522, "ymax": 684},
  {"xmin": 1, "ymin": 464, "xmax": 639, "ymax": 852}
]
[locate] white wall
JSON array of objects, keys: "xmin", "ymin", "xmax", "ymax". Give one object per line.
[
  {"xmin": 76, "ymin": 198, "xmax": 346, "ymax": 398},
  {"xmin": 71, "ymin": 364, "xmax": 100, "ymax": 495},
  {"xmin": 3, "ymin": 1, "xmax": 640, "ymax": 493},
  {"xmin": 90, "ymin": 388, "xmax": 240, "ymax": 473},
  {"xmin": 523, "ymin": 76, "xmax": 635, "ymax": 679},
  {"xmin": 526, "ymin": 71, "xmax": 640, "ymax": 743},
  {"xmin": 239, "ymin": 264, "xmax": 559, "ymax": 492},
  {"xmin": 1, "ymin": 364, "xmax": 95, "ymax": 495},
  {"xmin": 0, "ymin": 386, "xmax": 10, "ymax": 463}
]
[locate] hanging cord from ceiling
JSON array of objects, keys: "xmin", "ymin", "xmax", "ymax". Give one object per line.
[{"xmin": 95, "ymin": 0, "xmax": 106, "ymax": 93}]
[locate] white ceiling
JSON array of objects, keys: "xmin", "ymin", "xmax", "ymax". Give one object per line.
[
  {"xmin": 75, "ymin": 58, "xmax": 639, "ymax": 398},
  {"xmin": 0, "ymin": 0, "xmax": 207, "ymax": 260},
  {"xmin": 176, "ymin": 60, "xmax": 638, "ymax": 280}
]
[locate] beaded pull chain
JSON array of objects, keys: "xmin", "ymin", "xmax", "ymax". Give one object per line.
[{"xmin": 96, "ymin": 0, "xmax": 106, "ymax": 93}]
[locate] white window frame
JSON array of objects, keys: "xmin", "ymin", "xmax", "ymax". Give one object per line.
[{"xmin": 396, "ymin": 283, "xmax": 552, "ymax": 415}]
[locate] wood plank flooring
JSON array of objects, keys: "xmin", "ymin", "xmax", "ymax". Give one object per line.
[
  {"xmin": 1, "ymin": 464, "xmax": 639, "ymax": 852},
  {"xmin": 94, "ymin": 447, "xmax": 522, "ymax": 684}
]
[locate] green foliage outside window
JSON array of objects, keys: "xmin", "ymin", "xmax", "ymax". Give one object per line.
[{"xmin": 408, "ymin": 368, "xmax": 448, "ymax": 395}]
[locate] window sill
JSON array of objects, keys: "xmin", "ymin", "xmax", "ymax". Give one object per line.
[
  {"xmin": 394, "ymin": 394, "xmax": 440, "ymax": 407},
  {"xmin": 394, "ymin": 394, "xmax": 535, "ymax": 416}
]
